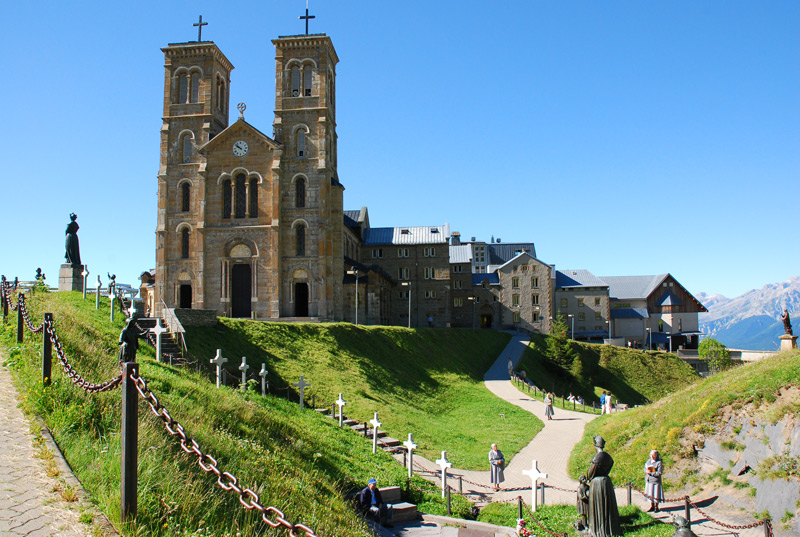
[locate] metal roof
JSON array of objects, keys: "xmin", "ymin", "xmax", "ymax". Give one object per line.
[
  {"xmin": 449, "ymin": 245, "xmax": 472, "ymax": 264},
  {"xmin": 487, "ymin": 243, "xmax": 537, "ymax": 264},
  {"xmin": 343, "ymin": 212, "xmax": 359, "ymax": 230},
  {"xmin": 363, "ymin": 224, "xmax": 450, "ymax": 246},
  {"xmin": 610, "ymin": 308, "xmax": 650, "ymax": 320},
  {"xmin": 555, "ymin": 269, "xmax": 608, "ymax": 289},
  {"xmin": 600, "ymin": 274, "xmax": 669, "ymax": 300},
  {"xmin": 472, "ymin": 273, "xmax": 500, "ymax": 286}
]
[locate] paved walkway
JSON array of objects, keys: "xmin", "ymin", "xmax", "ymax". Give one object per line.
[{"xmin": 0, "ymin": 356, "xmax": 109, "ymax": 536}]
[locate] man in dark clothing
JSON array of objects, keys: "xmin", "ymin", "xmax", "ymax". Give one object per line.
[{"xmin": 358, "ymin": 478, "xmax": 393, "ymax": 527}]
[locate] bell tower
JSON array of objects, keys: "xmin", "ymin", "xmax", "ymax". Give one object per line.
[
  {"xmin": 155, "ymin": 39, "xmax": 234, "ymax": 314},
  {"xmin": 273, "ymin": 33, "xmax": 344, "ymax": 320}
]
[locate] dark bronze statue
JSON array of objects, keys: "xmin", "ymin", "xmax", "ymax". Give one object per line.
[
  {"xmin": 578, "ymin": 435, "xmax": 622, "ymax": 537},
  {"xmin": 118, "ymin": 315, "xmax": 147, "ymax": 363},
  {"xmin": 781, "ymin": 309, "xmax": 793, "ymax": 336},
  {"xmin": 64, "ymin": 213, "xmax": 81, "ymax": 265},
  {"xmin": 575, "ymin": 474, "xmax": 590, "ymax": 531},
  {"xmin": 670, "ymin": 515, "xmax": 697, "ymax": 537}
]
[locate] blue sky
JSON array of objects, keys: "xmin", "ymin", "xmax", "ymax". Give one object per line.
[{"xmin": 1, "ymin": 1, "xmax": 797, "ymax": 299}]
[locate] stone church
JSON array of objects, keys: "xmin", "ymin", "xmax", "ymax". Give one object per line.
[{"xmin": 155, "ymin": 32, "xmax": 344, "ymax": 320}]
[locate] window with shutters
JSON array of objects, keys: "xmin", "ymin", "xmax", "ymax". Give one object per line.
[
  {"xmin": 180, "ymin": 183, "xmax": 190, "ymax": 212},
  {"xmin": 222, "ymin": 180, "xmax": 232, "ymax": 219},
  {"xmin": 249, "ymin": 178, "xmax": 258, "ymax": 217},
  {"xmin": 296, "ymin": 178, "xmax": 306, "ymax": 207},
  {"xmin": 234, "ymin": 174, "xmax": 246, "ymax": 218}
]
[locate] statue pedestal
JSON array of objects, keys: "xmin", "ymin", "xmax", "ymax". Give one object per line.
[
  {"xmin": 58, "ymin": 264, "xmax": 84, "ymax": 292},
  {"xmin": 779, "ymin": 334, "xmax": 797, "ymax": 351}
]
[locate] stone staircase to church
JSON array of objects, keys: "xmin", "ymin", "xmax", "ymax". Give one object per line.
[
  {"xmin": 135, "ymin": 317, "xmax": 188, "ymax": 365},
  {"xmin": 316, "ymin": 408, "xmax": 418, "ymax": 523}
]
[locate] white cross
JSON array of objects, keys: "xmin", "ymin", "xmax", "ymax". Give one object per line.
[
  {"xmin": 403, "ymin": 433, "xmax": 417, "ymax": 478},
  {"xmin": 109, "ymin": 292, "xmax": 115, "ymax": 322},
  {"xmin": 81, "ymin": 267, "xmax": 89, "ymax": 300},
  {"xmin": 150, "ymin": 319, "xmax": 168, "ymax": 363},
  {"xmin": 210, "ymin": 349, "xmax": 228, "ymax": 389},
  {"xmin": 293, "ymin": 375, "xmax": 311, "ymax": 409},
  {"xmin": 369, "ymin": 412, "xmax": 382, "ymax": 454},
  {"xmin": 435, "ymin": 451, "xmax": 452, "ymax": 498},
  {"xmin": 95, "ymin": 276, "xmax": 102, "ymax": 309},
  {"xmin": 259, "ymin": 364, "xmax": 268, "ymax": 396},
  {"xmin": 335, "ymin": 393, "xmax": 346, "ymax": 427},
  {"xmin": 522, "ymin": 459, "xmax": 548, "ymax": 511},
  {"xmin": 239, "ymin": 356, "xmax": 249, "ymax": 387}
]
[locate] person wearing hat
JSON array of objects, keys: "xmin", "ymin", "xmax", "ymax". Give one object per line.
[{"xmin": 358, "ymin": 478, "xmax": 393, "ymax": 527}]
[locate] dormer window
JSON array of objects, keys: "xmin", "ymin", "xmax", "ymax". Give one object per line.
[{"xmin": 400, "ymin": 229, "xmax": 410, "ymax": 235}]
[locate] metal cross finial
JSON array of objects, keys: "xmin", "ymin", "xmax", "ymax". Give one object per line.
[
  {"xmin": 237, "ymin": 102, "xmax": 246, "ymax": 120},
  {"xmin": 193, "ymin": 15, "xmax": 208, "ymax": 42},
  {"xmin": 299, "ymin": 3, "xmax": 315, "ymax": 35}
]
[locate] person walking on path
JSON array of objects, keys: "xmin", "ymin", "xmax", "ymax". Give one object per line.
[
  {"xmin": 600, "ymin": 392, "xmax": 606, "ymax": 415},
  {"xmin": 645, "ymin": 450, "xmax": 664, "ymax": 512},
  {"xmin": 605, "ymin": 392, "xmax": 613, "ymax": 414},
  {"xmin": 544, "ymin": 392, "xmax": 555, "ymax": 420},
  {"xmin": 489, "ymin": 443, "xmax": 505, "ymax": 491},
  {"xmin": 507, "ymin": 358, "xmax": 513, "ymax": 378}
]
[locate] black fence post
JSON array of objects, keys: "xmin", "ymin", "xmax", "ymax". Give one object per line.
[
  {"xmin": 684, "ymin": 497, "xmax": 691, "ymax": 524},
  {"xmin": 2, "ymin": 288, "xmax": 7, "ymax": 321},
  {"xmin": 17, "ymin": 298, "xmax": 23, "ymax": 343},
  {"xmin": 540, "ymin": 483, "xmax": 545, "ymax": 506},
  {"xmin": 446, "ymin": 487, "xmax": 451, "ymax": 516},
  {"xmin": 121, "ymin": 362, "xmax": 139, "ymax": 522},
  {"xmin": 458, "ymin": 476, "xmax": 463, "ymax": 494},
  {"xmin": 626, "ymin": 482, "xmax": 632, "ymax": 506},
  {"xmin": 517, "ymin": 496, "xmax": 523, "ymax": 520},
  {"xmin": 42, "ymin": 313, "xmax": 52, "ymax": 386}
]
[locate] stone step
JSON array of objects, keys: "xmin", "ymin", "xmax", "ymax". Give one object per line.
[
  {"xmin": 343, "ymin": 419, "xmax": 359, "ymax": 426},
  {"xmin": 380, "ymin": 486, "xmax": 402, "ymax": 503},
  {"xmin": 378, "ymin": 436, "xmax": 401, "ymax": 447},
  {"xmin": 315, "ymin": 408, "xmax": 330, "ymax": 414},
  {"xmin": 391, "ymin": 502, "xmax": 418, "ymax": 523}
]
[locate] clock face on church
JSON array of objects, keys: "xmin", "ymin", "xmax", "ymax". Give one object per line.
[{"xmin": 233, "ymin": 140, "xmax": 249, "ymax": 156}]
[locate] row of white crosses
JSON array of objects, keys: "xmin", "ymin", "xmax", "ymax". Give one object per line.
[{"xmin": 207, "ymin": 350, "xmax": 286, "ymax": 399}]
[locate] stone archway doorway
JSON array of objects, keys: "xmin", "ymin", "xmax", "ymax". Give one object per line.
[
  {"xmin": 231, "ymin": 264, "xmax": 251, "ymax": 318},
  {"xmin": 179, "ymin": 284, "xmax": 192, "ymax": 309},
  {"xmin": 294, "ymin": 282, "xmax": 309, "ymax": 317}
]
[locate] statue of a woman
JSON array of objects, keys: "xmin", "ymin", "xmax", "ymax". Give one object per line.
[
  {"xmin": 64, "ymin": 213, "xmax": 81, "ymax": 265},
  {"xmin": 781, "ymin": 309, "xmax": 793, "ymax": 336},
  {"xmin": 585, "ymin": 435, "xmax": 622, "ymax": 537}
]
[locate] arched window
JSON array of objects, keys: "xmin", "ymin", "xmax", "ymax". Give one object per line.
[
  {"xmin": 296, "ymin": 178, "xmax": 306, "ymax": 208},
  {"xmin": 181, "ymin": 183, "xmax": 190, "ymax": 212},
  {"xmin": 291, "ymin": 66, "xmax": 300, "ymax": 96},
  {"xmin": 216, "ymin": 76, "xmax": 225, "ymax": 112},
  {"xmin": 190, "ymin": 72, "xmax": 200, "ymax": 103},
  {"xmin": 249, "ymin": 178, "xmax": 258, "ymax": 217},
  {"xmin": 296, "ymin": 225, "xmax": 306, "ymax": 256},
  {"xmin": 234, "ymin": 174, "xmax": 246, "ymax": 218},
  {"xmin": 296, "ymin": 130, "xmax": 306, "ymax": 157},
  {"xmin": 181, "ymin": 228, "xmax": 190, "ymax": 259},
  {"xmin": 222, "ymin": 179, "xmax": 232, "ymax": 218},
  {"xmin": 304, "ymin": 65, "xmax": 313, "ymax": 96},
  {"xmin": 182, "ymin": 135, "xmax": 192, "ymax": 163},
  {"xmin": 178, "ymin": 73, "xmax": 188, "ymax": 103}
]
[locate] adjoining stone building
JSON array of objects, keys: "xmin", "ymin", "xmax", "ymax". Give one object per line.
[{"xmin": 554, "ymin": 269, "xmax": 611, "ymax": 342}]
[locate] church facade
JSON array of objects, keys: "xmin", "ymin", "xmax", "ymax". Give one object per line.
[{"xmin": 155, "ymin": 34, "xmax": 343, "ymax": 320}]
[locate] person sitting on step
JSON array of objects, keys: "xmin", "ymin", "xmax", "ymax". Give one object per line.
[{"xmin": 358, "ymin": 478, "xmax": 393, "ymax": 527}]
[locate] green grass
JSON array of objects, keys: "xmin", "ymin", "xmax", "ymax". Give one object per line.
[
  {"xmin": 185, "ymin": 319, "xmax": 543, "ymax": 469},
  {"xmin": 568, "ymin": 348, "xmax": 800, "ymax": 490},
  {"xmin": 477, "ymin": 503, "xmax": 672, "ymax": 537},
  {"xmin": 516, "ymin": 335, "xmax": 699, "ymax": 406}
]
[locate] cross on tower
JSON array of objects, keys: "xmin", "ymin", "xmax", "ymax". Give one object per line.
[
  {"xmin": 522, "ymin": 459, "xmax": 548, "ymax": 511},
  {"xmin": 193, "ymin": 15, "xmax": 208, "ymax": 42},
  {"xmin": 299, "ymin": 3, "xmax": 315, "ymax": 35},
  {"xmin": 293, "ymin": 375, "xmax": 311, "ymax": 409}
]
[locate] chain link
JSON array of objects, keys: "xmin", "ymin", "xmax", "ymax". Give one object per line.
[
  {"xmin": 129, "ymin": 369, "xmax": 318, "ymax": 537},
  {"xmin": 1, "ymin": 279, "xmax": 18, "ymax": 311},
  {"xmin": 688, "ymin": 497, "xmax": 769, "ymax": 531},
  {"xmin": 47, "ymin": 320, "xmax": 124, "ymax": 393},
  {"xmin": 18, "ymin": 295, "xmax": 45, "ymax": 333},
  {"xmin": 521, "ymin": 501, "xmax": 569, "ymax": 537}
]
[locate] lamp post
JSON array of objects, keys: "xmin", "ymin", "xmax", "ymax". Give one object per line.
[
  {"xmin": 606, "ymin": 319, "xmax": 611, "ymax": 340},
  {"xmin": 568, "ymin": 314, "xmax": 574, "ymax": 340},
  {"xmin": 347, "ymin": 267, "xmax": 359, "ymax": 325},
  {"xmin": 401, "ymin": 282, "xmax": 411, "ymax": 328},
  {"xmin": 646, "ymin": 327, "xmax": 651, "ymax": 351},
  {"xmin": 468, "ymin": 295, "xmax": 476, "ymax": 329}
]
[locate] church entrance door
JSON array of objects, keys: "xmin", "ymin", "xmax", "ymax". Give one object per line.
[
  {"xmin": 231, "ymin": 264, "xmax": 251, "ymax": 318},
  {"xmin": 294, "ymin": 282, "xmax": 309, "ymax": 317},
  {"xmin": 480, "ymin": 314, "xmax": 493, "ymax": 329},
  {"xmin": 179, "ymin": 285, "xmax": 192, "ymax": 309}
]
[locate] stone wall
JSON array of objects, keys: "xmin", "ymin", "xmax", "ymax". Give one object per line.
[{"xmin": 174, "ymin": 308, "xmax": 218, "ymax": 327}]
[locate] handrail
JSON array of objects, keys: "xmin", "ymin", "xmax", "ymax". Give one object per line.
[{"xmin": 160, "ymin": 298, "xmax": 187, "ymax": 355}]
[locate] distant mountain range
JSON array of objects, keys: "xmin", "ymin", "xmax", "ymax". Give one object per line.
[{"xmin": 697, "ymin": 276, "xmax": 800, "ymax": 351}]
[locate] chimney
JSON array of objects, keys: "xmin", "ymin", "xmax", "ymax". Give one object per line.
[{"xmin": 451, "ymin": 231, "xmax": 461, "ymax": 245}]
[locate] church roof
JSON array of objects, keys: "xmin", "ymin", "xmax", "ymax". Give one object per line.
[
  {"xmin": 363, "ymin": 225, "xmax": 450, "ymax": 246},
  {"xmin": 556, "ymin": 270, "xmax": 608, "ymax": 289},
  {"xmin": 197, "ymin": 118, "xmax": 280, "ymax": 154},
  {"xmin": 449, "ymin": 245, "xmax": 472, "ymax": 264}
]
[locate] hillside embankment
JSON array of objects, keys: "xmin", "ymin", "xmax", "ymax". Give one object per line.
[{"xmin": 568, "ymin": 348, "xmax": 800, "ymax": 534}]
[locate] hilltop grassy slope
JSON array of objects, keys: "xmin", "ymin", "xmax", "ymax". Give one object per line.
[
  {"xmin": 516, "ymin": 335, "xmax": 699, "ymax": 405},
  {"xmin": 567, "ymin": 348, "xmax": 800, "ymax": 489},
  {"xmin": 185, "ymin": 319, "xmax": 541, "ymax": 469}
]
